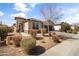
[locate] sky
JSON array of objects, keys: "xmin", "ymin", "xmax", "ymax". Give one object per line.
[{"xmin": 0, "ymin": 3, "xmax": 79, "ymax": 26}]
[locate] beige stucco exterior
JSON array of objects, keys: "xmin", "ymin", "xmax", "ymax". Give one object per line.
[{"xmin": 14, "ymin": 17, "xmax": 54, "ymax": 34}]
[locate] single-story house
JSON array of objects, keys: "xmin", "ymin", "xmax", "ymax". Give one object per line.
[
  {"xmin": 71, "ymin": 25, "xmax": 75, "ymax": 29},
  {"xmin": 54, "ymin": 24, "xmax": 61, "ymax": 31},
  {"xmin": 14, "ymin": 17, "xmax": 55, "ymax": 34},
  {"xmin": 13, "ymin": 17, "xmax": 77, "ymax": 35}
]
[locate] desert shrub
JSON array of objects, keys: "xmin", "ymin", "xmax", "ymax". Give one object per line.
[
  {"xmin": 60, "ymin": 22, "xmax": 71, "ymax": 32},
  {"xmin": 20, "ymin": 38, "xmax": 36, "ymax": 54},
  {"xmin": 40, "ymin": 28, "xmax": 46, "ymax": 36},
  {"xmin": 51, "ymin": 33, "xmax": 61, "ymax": 43},
  {"xmin": 6, "ymin": 36, "xmax": 13, "ymax": 45},
  {"xmin": 13, "ymin": 35, "xmax": 22, "ymax": 47},
  {"xmin": 29, "ymin": 29, "xmax": 37, "ymax": 38}
]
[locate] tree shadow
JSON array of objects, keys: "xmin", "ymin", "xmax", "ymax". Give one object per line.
[{"xmin": 28, "ymin": 46, "xmax": 46, "ymax": 56}]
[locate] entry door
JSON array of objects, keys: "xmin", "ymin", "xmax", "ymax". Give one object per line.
[
  {"xmin": 49, "ymin": 26, "xmax": 53, "ymax": 31},
  {"xmin": 19, "ymin": 23, "xmax": 24, "ymax": 32}
]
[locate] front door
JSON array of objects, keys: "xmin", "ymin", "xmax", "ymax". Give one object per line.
[
  {"xmin": 18, "ymin": 23, "xmax": 24, "ymax": 32},
  {"xmin": 49, "ymin": 25, "xmax": 54, "ymax": 31}
]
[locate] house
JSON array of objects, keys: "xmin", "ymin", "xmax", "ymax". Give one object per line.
[
  {"xmin": 54, "ymin": 24, "xmax": 61, "ymax": 31},
  {"xmin": 71, "ymin": 25, "xmax": 75, "ymax": 29},
  {"xmin": 14, "ymin": 17, "xmax": 54, "ymax": 34}
]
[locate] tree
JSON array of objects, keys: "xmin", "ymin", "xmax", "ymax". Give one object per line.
[
  {"xmin": 40, "ymin": 4, "xmax": 63, "ymax": 34},
  {"xmin": 74, "ymin": 25, "xmax": 79, "ymax": 31},
  {"xmin": 60, "ymin": 22, "xmax": 71, "ymax": 32},
  {"xmin": 0, "ymin": 24, "xmax": 8, "ymax": 40}
]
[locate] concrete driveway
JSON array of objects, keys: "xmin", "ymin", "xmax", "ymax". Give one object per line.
[
  {"xmin": 41, "ymin": 39, "xmax": 79, "ymax": 56},
  {"xmin": 41, "ymin": 32, "xmax": 79, "ymax": 56}
]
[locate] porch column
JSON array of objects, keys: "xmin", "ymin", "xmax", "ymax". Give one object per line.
[
  {"xmin": 39, "ymin": 22, "xmax": 42, "ymax": 29},
  {"xmin": 16, "ymin": 21, "xmax": 19, "ymax": 32},
  {"xmin": 29, "ymin": 21, "xmax": 33, "ymax": 29}
]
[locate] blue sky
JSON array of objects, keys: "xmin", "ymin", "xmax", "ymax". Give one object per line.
[{"xmin": 0, "ymin": 3, "xmax": 79, "ymax": 26}]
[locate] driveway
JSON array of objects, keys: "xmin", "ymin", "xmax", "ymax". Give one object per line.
[
  {"xmin": 41, "ymin": 32, "xmax": 79, "ymax": 56},
  {"xmin": 55, "ymin": 32, "xmax": 79, "ymax": 39}
]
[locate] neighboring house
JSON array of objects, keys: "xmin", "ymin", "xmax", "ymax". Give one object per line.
[
  {"xmin": 43, "ymin": 20, "xmax": 54, "ymax": 32},
  {"xmin": 71, "ymin": 25, "xmax": 75, "ymax": 29},
  {"xmin": 14, "ymin": 17, "xmax": 54, "ymax": 34},
  {"xmin": 54, "ymin": 24, "xmax": 61, "ymax": 31}
]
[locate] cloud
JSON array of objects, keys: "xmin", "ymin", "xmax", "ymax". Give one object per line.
[
  {"xmin": 68, "ymin": 14, "xmax": 79, "ymax": 24},
  {"xmin": 0, "ymin": 11, "xmax": 4, "ymax": 16},
  {"xmin": 60, "ymin": 12, "xmax": 79, "ymax": 24},
  {"xmin": 12, "ymin": 3, "xmax": 37, "ymax": 19},
  {"xmin": 61, "ymin": 8, "xmax": 79, "ymax": 16},
  {"xmin": 14, "ymin": 3, "xmax": 31, "ymax": 12},
  {"xmin": 58, "ymin": 8, "xmax": 79, "ymax": 24},
  {"xmin": 11, "ymin": 13, "xmax": 27, "ymax": 18},
  {"xmin": 13, "ymin": 3, "xmax": 37, "ymax": 13}
]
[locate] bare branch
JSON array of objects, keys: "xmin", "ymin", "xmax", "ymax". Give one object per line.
[{"xmin": 40, "ymin": 4, "xmax": 63, "ymax": 23}]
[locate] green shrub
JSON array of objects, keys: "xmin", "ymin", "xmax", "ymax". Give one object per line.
[
  {"xmin": 20, "ymin": 38, "xmax": 36, "ymax": 53},
  {"xmin": 67, "ymin": 30, "xmax": 72, "ymax": 33},
  {"xmin": 60, "ymin": 22, "xmax": 71, "ymax": 32},
  {"xmin": 72, "ymin": 30, "xmax": 77, "ymax": 34},
  {"xmin": 67, "ymin": 29, "xmax": 77, "ymax": 34},
  {"xmin": 74, "ymin": 25, "xmax": 79, "ymax": 32},
  {"xmin": 67, "ymin": 29, "xmax": 73, "ymax": 33}
]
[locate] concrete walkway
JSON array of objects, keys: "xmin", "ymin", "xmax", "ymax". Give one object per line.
[{"xmin": 41, "ymin": 32, "xmax": 79, "ymax": 56}]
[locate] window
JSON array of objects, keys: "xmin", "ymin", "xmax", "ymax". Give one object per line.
[{"xmin": 33, "ymin": 22, "xmax": 39, "ymax": 29}]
